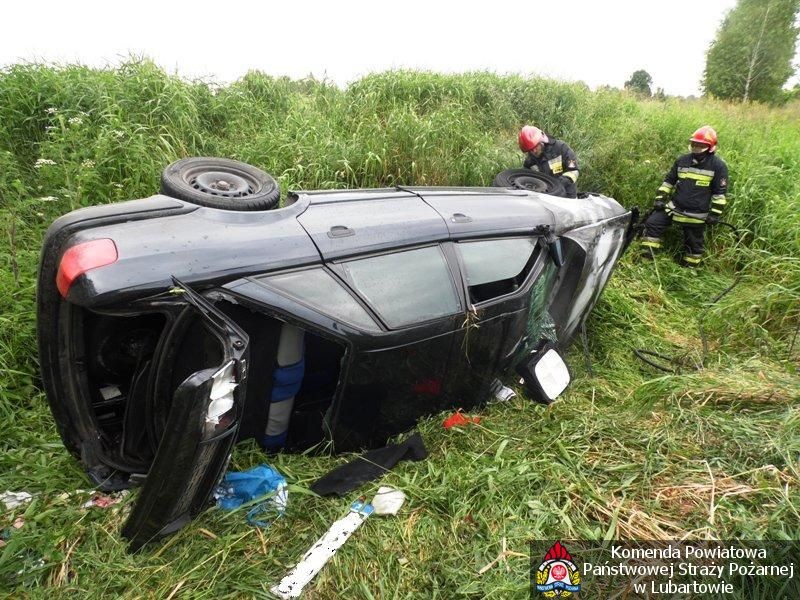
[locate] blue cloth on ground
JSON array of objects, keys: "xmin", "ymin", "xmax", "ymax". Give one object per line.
[{"xmin": 216, "ymin": 464, "xmax": 288, "ymax": 515}]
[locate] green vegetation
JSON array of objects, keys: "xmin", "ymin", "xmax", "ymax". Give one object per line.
[
  {"xmin": 1, "ymin": 61, "xmax": 798, "ymax": 598},
  {"xmin": 703, "ymin": 0, "xmax": 800, "ymax": 103},
  {"xmin": 624, "ymin": 70, "xmax": 653, "ymax": 98}
]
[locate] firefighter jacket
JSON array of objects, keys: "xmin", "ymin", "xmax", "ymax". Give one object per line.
[
  {"xmin": 523, "ymin": 137, "xmax": 579, "ymax": 198},
  {"xmin": 656, "ymin": 152, "xmax": 728, "ymax": 224}
]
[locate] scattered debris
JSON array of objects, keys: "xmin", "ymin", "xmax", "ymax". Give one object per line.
[
  {"xmin": 1, "ymin": 517, "xmax": 29, "ymax": 547},
  {"xmin": 443, "ymin": 410, "xmax": 481, "ymax": 429},
  {"xmin": 271, "ymin": 496, "xmax": 376, "ymax": 598},
  {"xmin": 0, "ymin": 491, "xmax": 33, "ymax": 510},
  {"xmin": 490, "ymin": 379, "xmax": 517, "ymax": 402},
  {"xmin": 81, "ymin": 490, "xmax": 129, "ymax": 509},
  {"xmin": 371, "ymin": 486, "xmax": 406, "ymax": 516},
  {"xmin": 215, "ymin": 464, "xmax": 287, "ymax": 528},
  {"xmin": 56, "ymin": 490, "xmax": 89, "ymax": 502},
  {"xmin": 310, "ymin": 433, "xmax": 427, "ymax": 497},
  {"xmin": 1, "ymin": 525, "xmax": 12, "ymax": 547}
]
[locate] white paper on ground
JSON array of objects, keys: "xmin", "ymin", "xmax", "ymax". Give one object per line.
[
  {"xmin": 0, "ymin": 491, "xmax": 33, "ymax": 510},
  {"xmin": 371, "ymin": 487, "xmax": 406, "ymax": 516}
]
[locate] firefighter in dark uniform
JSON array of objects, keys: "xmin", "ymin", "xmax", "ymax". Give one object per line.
[
  {"xmin": 641, "ymin": 126, "xmax": 729, "ymax": 267},
  {"xmin": 518, "ymin": 125, "xmax": 579, "ymax": 198}
]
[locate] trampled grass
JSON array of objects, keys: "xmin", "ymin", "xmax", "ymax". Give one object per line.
[{"xmin": 0, "ymin": 61, "xmax": 798, "ymax": 598}]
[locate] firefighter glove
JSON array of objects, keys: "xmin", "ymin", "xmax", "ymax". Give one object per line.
[
  {"xmin": 653, "ymin": 200, "xmax": 666, "ymax": 211},
  {"xmin": 705, "ymin": 213, "xmax": 720, "ymax": 225}
]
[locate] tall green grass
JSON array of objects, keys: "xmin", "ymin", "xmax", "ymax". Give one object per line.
[{"xmin": 1, "ymin": 60, "xmax": 798, "ymax": 597}]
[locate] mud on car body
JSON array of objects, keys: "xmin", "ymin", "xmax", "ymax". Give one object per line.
[{"xmin": 37, "ymin": 158, "xmax": 636, "ymax": 550}]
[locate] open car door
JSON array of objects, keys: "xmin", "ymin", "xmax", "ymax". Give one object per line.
[{"xmin": 122, "ymin": 279, "xmax": 249, "ymax": 551}]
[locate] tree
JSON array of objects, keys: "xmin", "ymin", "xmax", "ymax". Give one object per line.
[
  {"xmin": 703, "ymin": 0, "xmax": 800, "ymax": 103},
  {"xmin": 782, "ymin": 82, "xmax": 800, "ymax": 103},
  {"xmin": 624, "ymin": 70, "xmax": 653, "ymax": 97}
]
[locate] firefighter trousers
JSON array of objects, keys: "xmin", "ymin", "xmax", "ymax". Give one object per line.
[{"xmin": 641, "ymin": 210, "xmax": 706, "ymax": 265}]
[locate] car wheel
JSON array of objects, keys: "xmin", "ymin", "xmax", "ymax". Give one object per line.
[
  {"xmin": 492, "ymin": 168, "xmax": 566, "ymax": 196},
  {"xmin": 160, "ymin": 157, "xmax": 280, "ymax": 211}
]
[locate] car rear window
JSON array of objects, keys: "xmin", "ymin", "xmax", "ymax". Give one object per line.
[
  {"xmin": 263, "ymin": 268, "xmax": 380, "ymax": 331},
  {"xmin": 456, "ymin": 238, "xmax": 538, "ymax": 303},
  {"xmin": 340, "ymin": 246, "xmax": 461, "ymax": 328}
]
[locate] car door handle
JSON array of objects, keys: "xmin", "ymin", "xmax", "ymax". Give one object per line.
[
  {"xmin": 450, "ymin": 213, "xmax": 473, "ymax": 223},
  {"xmin": 328, "ymin": 225, "xmax": 355, "ymax": 238}
]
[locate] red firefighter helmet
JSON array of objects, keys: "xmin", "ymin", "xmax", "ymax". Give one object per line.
[
  {"xmin": 518, "ymin": 125, "xmax": 547, "ymax": 152},
  {"xmin": 689, "ymin": 126, "xmax": 717, "ymax": 153}
]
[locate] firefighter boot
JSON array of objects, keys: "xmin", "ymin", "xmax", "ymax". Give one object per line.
[
  {"xmin": 680, "ymin": 253, "xmax": 703, "ymax": 268},
  {"xmin": 640, "ymin": 236, "xmax": 662, "ymax": 260}
]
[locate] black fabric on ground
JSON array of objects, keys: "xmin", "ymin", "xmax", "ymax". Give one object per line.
[{"xmin": 310, "ymin": 433, "xmax": 428, "ymax": 497}]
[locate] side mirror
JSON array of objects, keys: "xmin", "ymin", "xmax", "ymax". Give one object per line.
[{"xmin": 515, "ymin": 342, "xmax": 571, "ymax": 404}]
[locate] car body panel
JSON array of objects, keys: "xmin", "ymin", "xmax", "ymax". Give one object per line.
[
  {"xmin": 547, "ymin": 211, "xmax": 630, "ymax": 343},
  {"xmin": 64, "ymin": 195, "xmax": 320, "ymax": 308},
  {"xmin": 419, "ymin": 190, "xmax": 555, "ymax": 238},
  {"xmin": 329, "ymin": 321, "xmax": 461, "ymax": 449},
  {"xmin": 296, "ymin": 192, "xmax": 449, "ymax": 260}
]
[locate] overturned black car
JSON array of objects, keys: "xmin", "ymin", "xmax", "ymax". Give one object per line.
[{"xmin": 37, "ymin": 158, "xmax": 635, "ymax": 549}]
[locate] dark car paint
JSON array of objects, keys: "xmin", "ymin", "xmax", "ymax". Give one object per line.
[
  {"xmin": 58, "ymin": 187, "xmax": 613, "ymax": 311},
  {"xmin": 37, "ymin": 197, "xmax": 198, "ymax": 459},
  {"xmin": 64, "ymin": 194, "xmax": 320, "ymax": 308},
  {"xmin": 121, "ymin": 281, "xmax": 249, "ymax": 551},
  {"xmin": 223, "ymin": 239, "xmax": 554, "ymax": 451},
  {"xmin": 38, "ymin": 184, "xmax": 632, "ymax": 549},
  {"xmin": 297, "ymin": 193, "xmax": 449, "ymax": 260},
  {"xmin": 421, "ymin": 191, "xmax": 555, "ymax": 238}
]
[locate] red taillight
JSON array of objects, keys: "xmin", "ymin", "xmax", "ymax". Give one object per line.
[{"xmin": 56, "ymin": 238, "xmax": 118, "ymax": 298}]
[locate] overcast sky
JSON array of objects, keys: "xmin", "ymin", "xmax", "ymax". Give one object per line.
[{"xmin": 5, "ymin": 0, "xmax": 795, "ymax": 97}]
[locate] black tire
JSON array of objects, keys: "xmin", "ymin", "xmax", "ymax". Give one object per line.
[
  {"xmin": 492, "ymin": 168, "xmax": 566, "ymax": 197},
  {"xmin": 160, "ymin": 157, "xmax": 280, "ymax": 211}
]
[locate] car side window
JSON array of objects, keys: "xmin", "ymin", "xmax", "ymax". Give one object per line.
[
  {"xmin": 261, "ymin": 268, "xmax": 380, "ymax": 332},
  {"xmin": 456, "ymin": 238, "xmax": 538, "ymax": 304},
  {"xmin": 340, "ymin": 246, "xmax": 461, "ymax": 328}
]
